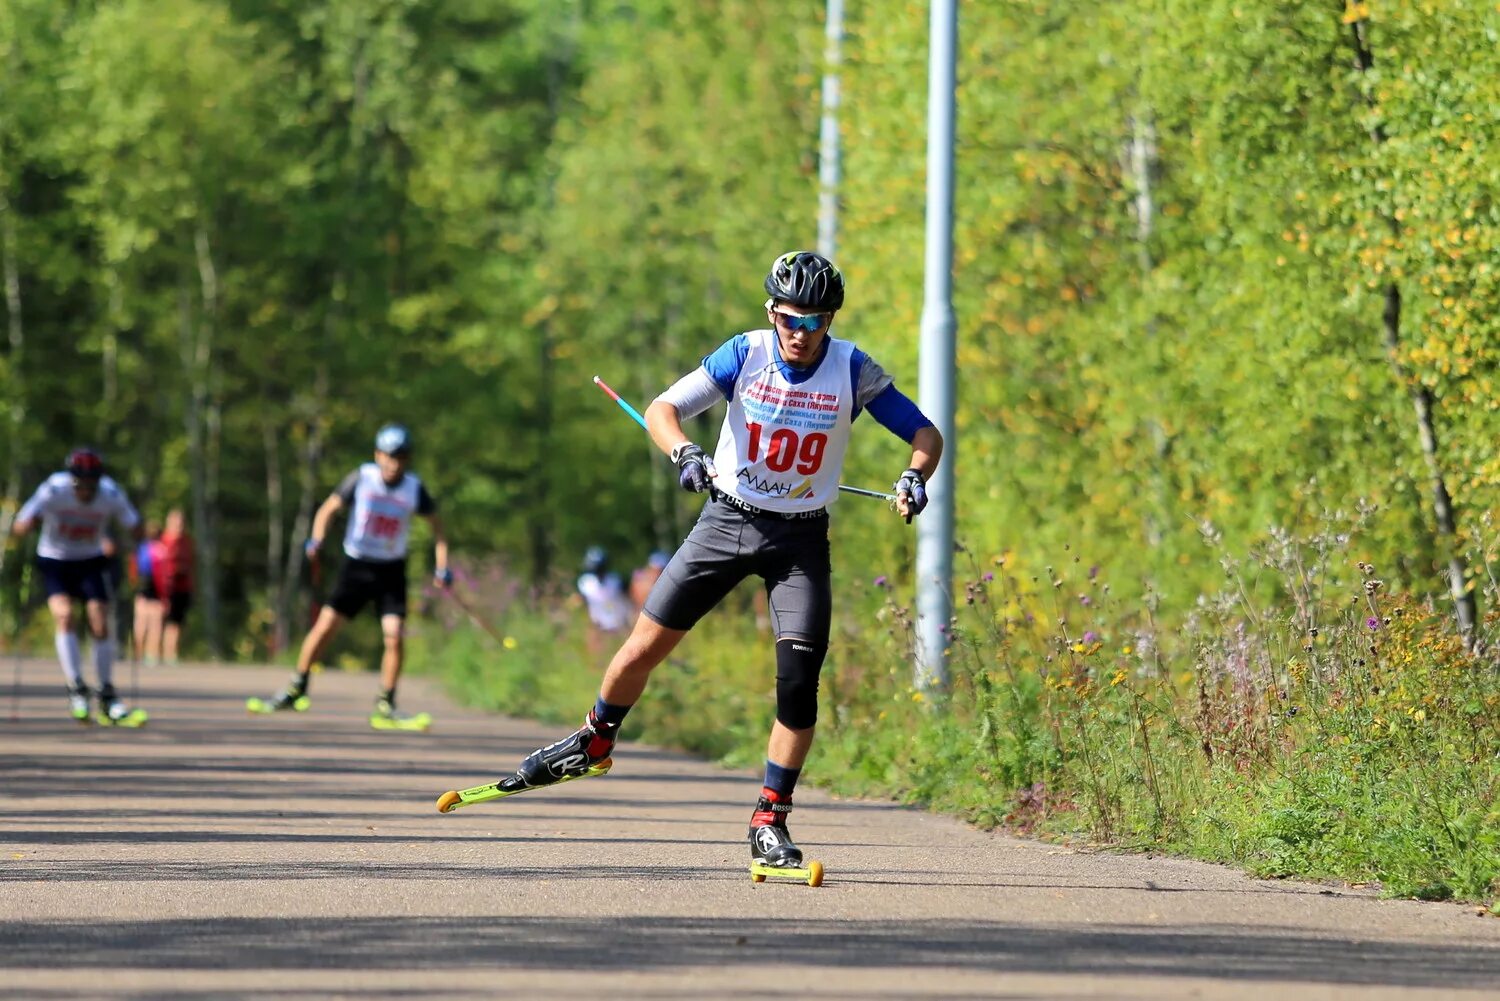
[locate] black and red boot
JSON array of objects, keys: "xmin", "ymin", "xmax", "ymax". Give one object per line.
[
  {"xmin": 748, "ymin": 789, "xmax": 802, "ymax": 868},
  {"xmin": 513, "ymin": 710, "xmax": 618, "ymax": 788}
]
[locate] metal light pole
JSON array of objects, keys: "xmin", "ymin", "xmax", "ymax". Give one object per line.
[
  {"xmin": 817, "ymin": 0, "xmax": 844, "ymax": 262},
  {"xmin": 915, "ymin": 0, "xmax": 957, "ymax": 692}
]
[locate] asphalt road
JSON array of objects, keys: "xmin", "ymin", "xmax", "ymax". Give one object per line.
[{"xmin": 2, "ymin": 660, "xmax": 1496, "ymax": 1000}]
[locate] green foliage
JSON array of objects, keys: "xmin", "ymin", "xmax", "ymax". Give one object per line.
[{"xmin": 427, "ymin": 515, "xmax": 1499, "ymax": 902}]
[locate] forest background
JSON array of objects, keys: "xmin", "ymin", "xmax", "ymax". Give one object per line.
[{"xmin": 1, "ymin": 1, "xmax": 1496, "ymax": 903}]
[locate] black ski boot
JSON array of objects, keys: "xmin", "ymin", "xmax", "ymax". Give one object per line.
[
  {"xmin": 748, "ymin": 791, "xmax": 803, "ymax": 868},
  {"xmin": 513, "ymin": 711, "xmax": 617, "ymax": 788}
]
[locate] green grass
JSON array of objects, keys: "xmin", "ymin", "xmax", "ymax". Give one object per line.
[{"xmin": 411, "ymin": 534, "xmax": 1500, "ymax": 907}]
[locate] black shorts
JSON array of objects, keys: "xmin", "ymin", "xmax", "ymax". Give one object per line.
[
  {"xmin": 37, "ymin": 556, "xmax": 112, "ymax": 603},
  {"xmin": 642, "ymin": 495, "xmax": 832, "ymax": 643},
  {"xmin": 328, "ymin": 557, "xmax": 408, "ymax": 620},
  {"xmin": 165, "ymin": 592, "xmax": 192, "ymax": 625},
  {"xmin": 138, "ymin": 578, "xmax": 160, "ymax": 601}
]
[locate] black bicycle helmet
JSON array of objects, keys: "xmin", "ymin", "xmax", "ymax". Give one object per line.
[
  {"xmin": 764, "ymin": 251, "xmax": 845, "ymax": 312},
  {"xmin": 583, "ymin": 546, "xmax": 608, "ymax": 575},
  {"xmin": 66, "ymin": 448, "xmax": 104, "ymax": 479},
  {"xmin": 375, "ymin": 423, "xmax": 412, "ymax": 456}
]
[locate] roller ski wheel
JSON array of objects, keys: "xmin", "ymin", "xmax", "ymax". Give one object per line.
[
  {"xmin": 750, "ymin": 859, "xmax": 824, "ymax": 887},
  {"xmin": 370, "ymin": 709, "xmax": 432, "ymax": 732},
  {"xmin": 436, "ymin": 757, "xmax": 613, "ymax": 813}
]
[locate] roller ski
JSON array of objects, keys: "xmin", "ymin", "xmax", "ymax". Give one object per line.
[
  {"xmin": 437, "ymin": 712, "xmax": 616, "ymax": 813},
  {"xmin": 246, "ymin": 675, "xmax": 310, "ymax": 715},
  {"xmin": 67, "ymin": 684, "xmax": 92, "ymax": 723},
  {"xmin": 93, "ymin": 685, "xmax": 149, "ymax": 728},
  {"xmin": 370, "ymin": 696, "xmax": 431, "ymax": 732},
  {"xmin": 748, "ymin": 792, "xmax": 824, "ymax": 887}
]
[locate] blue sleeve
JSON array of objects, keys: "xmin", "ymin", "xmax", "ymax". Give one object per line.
[
  {"xmin": 701, "ymin": 335, "xmax": 751, "ymax": 399},
  {"xmin": 850, "ymin": 351, "xmax": 865, "ymax": 420},
  {"xmin": 865, "ymin": 384, "xmax": 934, "ymax": 444}
]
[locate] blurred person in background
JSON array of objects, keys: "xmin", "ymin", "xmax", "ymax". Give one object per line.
[
  {"xmin": 12, "ymin": 448, "xmax": 144, "ymax": 722},
  {"xmin": 131, "ymin": 519, "xmax": 164, "ymax": 664},
  {"xmin": 629, "ymin": 550, "xmax": 672, "ymax": 614},
  {"xmin": 250, "ymin": 424, "xmax": 451, "ymax": 729},
  {"xmin": 152, "ymin": 508, "xmax": 194, "ymax": 664},
  {"xmin": 577, "ymin": 546, "xmax": 632, "ymax": 655}
]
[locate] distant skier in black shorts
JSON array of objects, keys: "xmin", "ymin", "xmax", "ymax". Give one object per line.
[
  {"xmin": 251, "ymin": 424, "xmax": 451, "ymax": 729},
  {"xmin": 12, "ymin": 449, "xmax": 144, "ymax": 722},
  {"xmin": 489, "ymin": 252, "xmax": 943, "ymax": 872}
]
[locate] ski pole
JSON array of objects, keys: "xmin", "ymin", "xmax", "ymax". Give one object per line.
[
  {"xmin": 10, "ymin": 557, "xmax": 32, "ymax": 723},
  {"xmin": 591, "ymin": 376, "xmax": 897, "ymax": 502},
  {"xmin": 103, "ymin": 562, "xmax": 132, "ymax": 705},
  {"xmin": 443, "ymin": 584, "xmax": 510, "ymax": 650},
  {"xmin": 592, "ymin": 375, "xmax": 648, "ymax": 430}
]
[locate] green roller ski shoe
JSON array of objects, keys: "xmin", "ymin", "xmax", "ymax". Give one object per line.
[
  {"xmin": 67, "ymin": 685, "xmax": 92, "ymax": 723},
  {"xmin": 95, "ymin": 686, "xmax": 149, "ymax": 728},
  {"xmin": 247, "ymin": 675, "xmax": 310, "ymax": 715},
  {"xmin": 370, "ymin": 697, "xmax": 431, "ymax": 732}
]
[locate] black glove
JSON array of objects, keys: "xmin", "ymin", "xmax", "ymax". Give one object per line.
[
  {"xmin": 671, "ymin": 442, "xmax": 717, "ymax": 493},
  {"xmin": 894, "ymin": 468, "xmax": 928, "ymax": 523}
]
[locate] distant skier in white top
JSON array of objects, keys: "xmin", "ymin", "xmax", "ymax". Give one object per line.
[
  {"xmin": 249, "ymin": 424, "xmax": 452, "ymax": 730},
  {"xmin": 12, "ymin": 448, "xmax": 143, "ymax": 723}
]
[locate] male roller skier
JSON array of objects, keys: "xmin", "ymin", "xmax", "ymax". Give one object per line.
[
  {"xmin": 12, "ymin": 449, "xmax": 144, "ymax": 722},
  {"xmin": 253, "ymin": 424, "xmax": 452, "ymax": 728},
  {"xmin": 500, "ymin": 251, "xmax": 943, "ymax": 871}
]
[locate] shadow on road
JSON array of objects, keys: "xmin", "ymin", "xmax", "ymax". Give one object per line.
[{"xmin": 0, "ymin": 915, "xmax": 1495, "ymax": 990}]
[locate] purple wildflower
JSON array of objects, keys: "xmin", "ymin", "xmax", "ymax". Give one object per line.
[
  {"xmin": 1083, "ymin": 630, "xmax": 1098, "ymax": 643},
  {"xmin": 982, "ymin": 572, "xmax": 994, "ymax": 582},
  {"xmin": 1366, "ymin": 616, "xmax": 1379, "ymax": 631},
  {"xmin": 1089, "ymin": 565, "xmax": 1100, "ymax": 580},
  {"xmin": 873, "ymin": 575, "xmax": 888, "ymax": 588},
  {"xmin": 1079, "ymin": 595, "xmax": 1093, "ymax": 607}
]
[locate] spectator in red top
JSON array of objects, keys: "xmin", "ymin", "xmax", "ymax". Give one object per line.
[
  {"xmin": 151, "ymin": 509, "xmax": 194, "ymax": 664},
  {"xmin": 131, "ymin": 519, "xmax": 165, "ymax": 664}
]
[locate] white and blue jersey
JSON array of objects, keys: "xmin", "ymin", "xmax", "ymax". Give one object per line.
[
  {"xmin": 659, "ymin": 328, "xmax": 932, "ymax": 514},
  {"xmin": 18, "ymin": 473, "xmax": 140, "ymax": 561},
  {"xmin": 335, "ymin": 464, "xmax": 435, "ymax": 562}
]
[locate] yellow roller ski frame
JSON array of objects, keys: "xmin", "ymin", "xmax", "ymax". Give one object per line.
[
  {"xmin": 436, "ymin": 758, "xmax": 613, "ymax": 813},
  {"xmin": 750, "ymin": 859, "xmax": 824, "ymax": 887}
]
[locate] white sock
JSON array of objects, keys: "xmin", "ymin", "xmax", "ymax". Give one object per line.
[
  {"xmin": 55, "ymin": 632, "xmax": 83, "ymax": 688},
  {"xmin": 93, "ymin": 638, "xmax": 115, "ymax": 689}
]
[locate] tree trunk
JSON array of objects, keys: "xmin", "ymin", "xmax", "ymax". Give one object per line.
[
  {"xmin": 280, "ymin": 358, "xmax": 328, "ymax": 648},
  {"xmin": 263, "ymin": 417, "xmax": 284, "ymax": 656},
  {"xmin": 1346, "ymin": 12, "xmax": 1477, "ymax": 645},
  {"xmin": 0, "ymin": 190, "xmax": 24, "ymax": 573},
  {"xmin": 183, "ymin": 224, "xmax": 223, "ymax": 657},
  {"xmin": 1126, "ymin": 106, "xmax": 1168, "ymax": 548},
  {"xmin": 1378, "ymin": 285, "xmax": 1476, "ymax": 642}
]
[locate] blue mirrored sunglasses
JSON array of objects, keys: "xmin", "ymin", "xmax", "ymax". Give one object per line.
[{"xmin": 772, "ymin": 310, "xmax": 829, "ymax": 333}]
